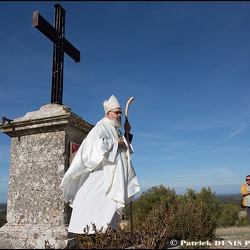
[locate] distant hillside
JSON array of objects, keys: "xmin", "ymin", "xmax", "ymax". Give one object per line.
[
  {"xmin": 0, "ymin": 194, "xmax": 241, "ymax": 209},
  {"xmin": 0, "ymin": 203, "xmax": 7, "ymax": 212},
  {"xmin": 216, "ymin": 193, "xmax": 242, "ymax": 204}
]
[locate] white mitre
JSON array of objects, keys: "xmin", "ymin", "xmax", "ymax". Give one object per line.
[{"xmin": 103, "ymin": 95, "xmax": 121, "ymax": 113}]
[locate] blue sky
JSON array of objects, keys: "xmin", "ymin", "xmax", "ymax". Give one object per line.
[{"xmin": 1, "ymin": 1, "xmax": 250, "ymax": 203}]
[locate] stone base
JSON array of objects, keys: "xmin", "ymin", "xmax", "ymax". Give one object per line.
[{"xmin": 0, "ymin": 223, "xmax": 77, "ymax": 249}]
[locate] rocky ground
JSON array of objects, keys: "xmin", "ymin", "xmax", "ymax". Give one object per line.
[
  {"xmin": 165, "ymin": 226, "xmax": 250, "ymax": 249},
  {"xmin": 211, "ymin": 226, "xmax": 250, "ymax": 249}
]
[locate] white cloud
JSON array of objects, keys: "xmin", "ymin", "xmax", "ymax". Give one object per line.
[{"xmin": 227, "ymin": 124, "xmax": 248, "ymax": 140}]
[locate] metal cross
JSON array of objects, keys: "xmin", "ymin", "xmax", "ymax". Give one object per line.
[{"xmin": 32, "ymin": 4, "xmax": 80, "ymax": 104}]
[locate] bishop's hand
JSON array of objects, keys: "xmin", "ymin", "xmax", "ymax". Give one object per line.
[
  {"xmin": 124, "ymin": 122, "xmax": 131, "ymax": 133},
  {"xmin": 118, "ymin": 138, "xmax": 126, "ymax": 148}
]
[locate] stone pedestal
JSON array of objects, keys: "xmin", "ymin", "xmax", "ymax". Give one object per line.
[{"xmin": 0, "ymin": 104, "xmax": 93, "ymax": 249}]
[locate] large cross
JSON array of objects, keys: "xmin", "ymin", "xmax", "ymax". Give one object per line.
[{"xmin": 32, "ymin": 4, "xmax": 80, "ymax": 104}]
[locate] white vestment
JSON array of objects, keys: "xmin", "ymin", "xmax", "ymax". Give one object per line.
[{"xmin": 59, "ymin": 117, "xmax": 140, "ymax": 234}]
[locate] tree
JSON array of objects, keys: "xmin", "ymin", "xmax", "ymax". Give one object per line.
[{"xmin": 131, "ymin": 185, "xmax": 176, "ymax": 222}]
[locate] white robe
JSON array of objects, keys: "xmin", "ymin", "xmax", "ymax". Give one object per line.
[{"xmin": 59, "ymin": 117, "xmax": 140, "ymax": 234}]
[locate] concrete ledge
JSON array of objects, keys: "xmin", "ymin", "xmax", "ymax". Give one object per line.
[
  {"xmin": 0, "ymin": 223, "xmax": 77, "ymax": 249},
  {"xmin": 0, "ymin": 104, "xmax": 93, "ymax": 137}
]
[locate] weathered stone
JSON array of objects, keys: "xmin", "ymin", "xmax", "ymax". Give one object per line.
[{"xmin": 0, "ymin": 104, "xmax": 93, "ymax": 249}]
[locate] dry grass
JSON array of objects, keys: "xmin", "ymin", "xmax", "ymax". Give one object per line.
[
  {"xmin": 170, "ymin": 227, "xmax": 250, "ymax": 249},
  {"xmin": 211, "ymin": 226, "xmax": 250, "ymax": 249}
]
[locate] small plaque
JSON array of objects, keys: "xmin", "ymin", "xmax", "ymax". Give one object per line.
[{"xmin": 69, "ymin": 142, "xmax": 80, "ymax": 164}]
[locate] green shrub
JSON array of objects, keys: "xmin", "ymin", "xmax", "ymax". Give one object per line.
[
  {"xmin": 77, "ymin": 186, "xmax": 217, "ymax": 249},
  {"xmin": 133, "ymin": 197, "xmax": 216, "ymax": 248},
  {"xmin": 77, "ymin": 220, "xmax": 137, "ymax": 249},
  {"xmin": 217, "ymin": 202, "xmax": 240, "ymax": 227},
  {"xmin": 130, "ymin": 185, "xmax": 177, "ymax": 223},
  {"xmin": 0, "ymin": 211, "xmax": 7, "ymax": 227}
]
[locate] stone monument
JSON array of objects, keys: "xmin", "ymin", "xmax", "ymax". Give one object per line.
[{"xmin": 0, "ymin": 104, "xmax": 93, "ymax": 248}]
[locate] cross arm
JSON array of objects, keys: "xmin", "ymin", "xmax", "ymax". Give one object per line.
[
  {"xmin": 32, "ymin": 11, "xmax": 59, "ymax": 44},
  {"xmin": 63, "ymin": 38, "xmax": 80, "ymax": 63},
  {"xmin": 32, "ymin": 11, "xmax": 80, "ymax": 63}
]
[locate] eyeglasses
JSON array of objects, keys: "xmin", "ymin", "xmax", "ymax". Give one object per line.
[
  {"xmin": 246, "ymin": 179, "xmax": 250, "ymax": 181},
  {"xmin": 111, "ymin": 111, "xmax": 122, "ymax": 115}
]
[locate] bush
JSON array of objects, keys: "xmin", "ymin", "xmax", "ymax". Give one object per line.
[
  {"xmin": 0, "ymin": 211, "xmax": 7, "ymax": 227},
  {"xmin": 129, "ymin": 185, "xmax": 177, "ymax": 223},
  {"xmin": 77, "ymin": 186, "xmax": 217, "ymax": 249},
  {"xmin": 77, "ymin": 221, "xmax": 134, "ymax": 249},
  {"xmin": 133, "ymin": 197, "xmax": 216, "ymax": 248},
  {"xmin": 217, "ymin": 202, "xmax": 240, "ymax": 227}
]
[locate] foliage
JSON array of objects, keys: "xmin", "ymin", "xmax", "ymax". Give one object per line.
[
  {"xmin": 237, "ymin": 215, "xmax": 249, "ymax": 226},
  {"xmin": 216, "ymin": 194, "xmax": 242, "ymax": 205},
  {"xmin": 44, "ymin": 240, "xmax": 55, "ymax": 249},
  {"xmin": 77, "ymin": 221, "xmax": 136, "ymax": 249},
  {"xmin": 1, "ymin": 187, "xmax": 246, "ymax": 249},
  {"xmin": 0, "ymin": 210, "xmax": 7, "ymax": 227},
  {"xmin": 129, "ymin": 185, "xmax": 177, "ymax": 222},
  {"xmin": 78, "ymin": 185, "xmax": 217, "ymax": 249},
  {"xmin": 132, "ymin": 186, "xmax": 217, "ymax": 247},
  {"xmin": 182, "ymin": 187, "xmax": 221, "ymax": 220},
  {"xmin": 216, "ymin": 202, "xmax": 240, "ymax": 227}
]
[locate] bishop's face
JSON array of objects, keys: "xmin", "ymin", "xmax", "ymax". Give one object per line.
[{"xmin": 106, "ymin": 108, "xmax": 123, "ymax": 127}]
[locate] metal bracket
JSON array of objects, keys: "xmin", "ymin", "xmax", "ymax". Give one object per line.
[{"xmin": 1, "ymin": 116, "xmax": 13, "ymax": 124}]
